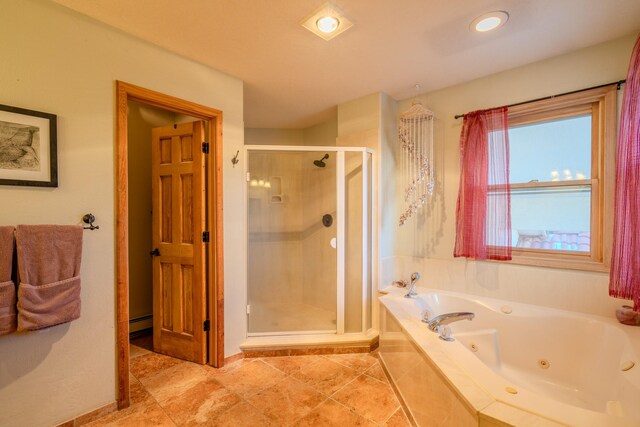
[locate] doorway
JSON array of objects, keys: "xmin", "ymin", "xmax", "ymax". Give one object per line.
[{"xmin": 115, "ymin": 81, "xmax": 224, "ymax": 409}]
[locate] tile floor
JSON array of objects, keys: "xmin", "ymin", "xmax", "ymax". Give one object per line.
[{"xmin": 86, "ymin": 337, "xmax": 410, "ymax": 426}]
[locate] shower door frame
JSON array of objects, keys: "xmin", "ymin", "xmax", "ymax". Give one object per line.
[{"xmin": 244, "ymin": 145, "xmax": 374, "ymax": 337}]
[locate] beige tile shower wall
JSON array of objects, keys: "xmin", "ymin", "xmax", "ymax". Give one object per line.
[
  {"xmin": 301, "ymin": 152, "xmax": 337, "ymax": 314},
  {"xmin": 0, "ymin": 1, "xmax": 244, "ymax": 426},
  {"xmin": 387, "ymin": 33, "xmax": 638, "ymax": 316},
  {"xmin": 247, "ymin": 152, "xmax": 305, "ymax": 314},
  {"xmin": 248, "ymin": 240, "xmax": 303, "ymax": 308}
]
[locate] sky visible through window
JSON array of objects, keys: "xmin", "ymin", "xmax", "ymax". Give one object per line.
[{"xmin": 509, "ymin": 115, "xmax": 591, "ymax": 183}]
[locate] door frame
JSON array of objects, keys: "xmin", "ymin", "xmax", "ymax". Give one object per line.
[{"xmin": 115, "ymin": 81, "xmax": 224, "ymax": 409}]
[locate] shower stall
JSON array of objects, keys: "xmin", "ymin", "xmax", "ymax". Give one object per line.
[{"xmin": 245, "ymin": 146, "xmax": 373, "ymax": 338}]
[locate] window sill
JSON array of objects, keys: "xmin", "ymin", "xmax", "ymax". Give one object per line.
[{"xmin": 499, "ymin": 250, "xmax": 609, "ymax": 273}]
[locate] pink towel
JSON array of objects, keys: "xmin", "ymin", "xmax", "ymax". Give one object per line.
[
  {"xmin": 0, "ymin": 226, "xmax": 16, "ymax": 335},
  {"xmin": 16, "ymin": 225, "xmax": 83, "ymax": 331}
]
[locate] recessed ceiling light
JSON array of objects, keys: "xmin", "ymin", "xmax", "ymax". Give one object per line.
[
  {"xmin": 471, "ymin": 11, "xmax": 509, "ymax": 33},
  {"xmin": 302, "ymin": 2, "xmax": 353, "ymax": 41},
  {"xmin": 317, "ymin": 16, "xmax": 339, "ymax": 33}
]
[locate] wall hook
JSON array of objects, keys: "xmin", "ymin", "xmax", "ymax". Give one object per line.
[
  {"xmin": 231, "ymin": 150, "xmax": 240, "ymax": 168},
  {"xmin": 82, "ymin": 213, "xmax": 100, "ymax": 230}
]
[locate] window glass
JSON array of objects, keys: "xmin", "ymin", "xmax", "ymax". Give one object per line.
[
  {"xmin": 510, "ymin": 186, "xmax": 591, "ymax": 252},
  {"xmin": 509, "ymin": 115, "xmax": 591, "ymax": 184}
]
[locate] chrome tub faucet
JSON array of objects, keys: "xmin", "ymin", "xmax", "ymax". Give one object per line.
[
  {"xmin": 423, "ymin": 312, "xmax": 475, "ymax": 341},
  {"xmin": 404, "ymin": 272, "xmax": 421, "ymax": 298}
]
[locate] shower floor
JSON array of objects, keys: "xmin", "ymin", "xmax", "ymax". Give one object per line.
[{"xmin": 248, "ymin": 298, "xmax": 337, "ymax": 334}]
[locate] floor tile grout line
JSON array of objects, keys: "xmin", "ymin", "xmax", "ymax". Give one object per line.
[
  {"xmin": 261, "ymin": 354, "xmax": 325, "ymax": 376},
  {"xmin": 328, "ymin": 366, "xmax": 402, "ymax": 426},
  {"xmin": 380, "ymin": 406, "xmax": 404, "ymax": 426},
  {"xmin": 363, "ymin": 365, "xmax": 393, "ymax": 386},
  {"xmin": 133, "ymin": 366, "xmax": 180, "ymax": 427},
  {"xmin": 250, "ymin": 363, "xmax": 331, "ymax": 426},
  {"xmin": 325, "ymin": 396, "xmax": 385, "ymax": 426},
  {"xmin": 281, "ymin": 395, "xmax": 331, "ymax": 427},
  {"xmin": 320, "ymin": 352, "xmax": 378, "ymax": 371},
  {"xmin": 325, "ymin": 370, "xmax": 364, "ymax": 400}
]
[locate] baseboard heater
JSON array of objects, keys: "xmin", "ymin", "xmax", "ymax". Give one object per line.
[{"xmin": 129, "ymin": 314, "xmax": 153, "ymax": 337}]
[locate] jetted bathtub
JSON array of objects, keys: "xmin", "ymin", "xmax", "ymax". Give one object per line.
[{"xmin": 379, "ymin": 287, "xmax": 640, "ymax": 426}]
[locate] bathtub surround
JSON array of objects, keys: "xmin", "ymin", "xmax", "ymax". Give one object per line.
[
  {"xmin": 379, "ymin": 286, "xmax": 640, "ymax": 426},
  {"xmin": 610, "ymin": 33, "xmax": 640, "ymax": 311}
]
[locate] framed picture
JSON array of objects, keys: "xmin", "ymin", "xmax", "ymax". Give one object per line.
[{"xmin": 0, "ymin": 104, "xmax": 57, "ymax": 187}]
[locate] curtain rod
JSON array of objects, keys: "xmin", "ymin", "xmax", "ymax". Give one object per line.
[{"xmin": 453, "ymin": 80, "xmax": 626, "ymax": 120}]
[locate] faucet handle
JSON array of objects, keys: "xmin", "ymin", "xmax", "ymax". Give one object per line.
[{"xmin": 437, "ymin": 325, "xmax": 453, "ymax": 341}]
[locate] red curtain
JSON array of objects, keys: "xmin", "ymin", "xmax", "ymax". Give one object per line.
[
  {"xmin": 610, "ymin": 34, "xmax": 640, "ymax": 311},
  {"xmin": 454, "ymin": 107, "xmax": 511, "ymax": 260}
]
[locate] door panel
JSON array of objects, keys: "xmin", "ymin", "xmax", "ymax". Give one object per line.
[
  {"xmin": 151, "ymin": 121, "xmax": 206, "ymax": 364},
  {"xmin": 246, "ymin": 150, "xmax": 338, "ymax": 334}
]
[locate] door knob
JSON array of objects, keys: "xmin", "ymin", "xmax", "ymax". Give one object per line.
[{"xmin": 150, "ymin": 248, "xmax": 160, "ymax": 256}]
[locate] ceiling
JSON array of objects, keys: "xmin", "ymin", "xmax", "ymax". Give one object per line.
[{"xmin": 53, "ymin": 0, "xmax": 640, "ymax": 129}]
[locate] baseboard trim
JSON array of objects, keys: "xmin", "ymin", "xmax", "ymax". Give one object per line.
[
  {"xmin": 242, "ymin": 338, "xmax": 378, "ymax": 358},
  {"xmin": 129, "ymin": 314, "xmax": 153, "ymax": 333},
  {"xmin": 223, "ymin": 352, "xmax": 245, "ymax": 365},
  {"xmin": 55, "ymin": 401, "xmax": 117, "ymax": 427},
  {"xmin": 129, "ymin": 327, "xmax": 152, "ymax": 340}
]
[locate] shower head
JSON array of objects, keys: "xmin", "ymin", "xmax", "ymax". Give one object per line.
[{"xmin": 313, "ymin": 153, "xmax": 329, "ymax": 168}]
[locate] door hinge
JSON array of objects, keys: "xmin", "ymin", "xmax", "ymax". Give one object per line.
[
  {"xmin": 203, "ymin": 319, "xmax": 210, "ymax": 332},
  {"xmin": 202, "ymin": 142, "xmax": 210, "ymax": 154},
  {"xmin": 202, "ymin": 231, "xmax": 210, "ymax": 243},
  {"xmin": 246, "ymin": 172, "xmax": 251, "ymax": 182},
  {"xmin": 246, "ymin": 304, "xmax": 251, "ymax": 314}
]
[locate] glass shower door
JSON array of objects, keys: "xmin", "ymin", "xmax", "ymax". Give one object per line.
[{"xmin": 247, "ymin": 150, "xmax": 337, "ymax": 334}]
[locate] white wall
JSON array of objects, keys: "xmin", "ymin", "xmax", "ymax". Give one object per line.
[
  {"xmin": 0, "ymin": 1, "xmax": 244, "ymax": 426},
  {"xmin": 387, "ymin": 33, "xmax": 638, "ymax": 317},
  {"xmin": 245, "ymin": 115, "xmax": 337, "ymax": 146},
  {"xmin": 245, "ymin": 128, "xmax": 305, "ymax": 146}
]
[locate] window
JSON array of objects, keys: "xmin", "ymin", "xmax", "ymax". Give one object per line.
[{"xmin": 491, "ymin": 85, "xmax": 617, "ymax": 271}]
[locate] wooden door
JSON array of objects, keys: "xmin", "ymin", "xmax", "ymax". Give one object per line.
[{"xmin": 151, "ymin": 121, "xmax": 207, "ymax": 364}]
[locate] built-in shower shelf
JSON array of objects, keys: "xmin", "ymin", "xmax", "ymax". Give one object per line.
[{"xmin": 270, "ymin": 176, "xmax": 282, "ymax": 203}]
